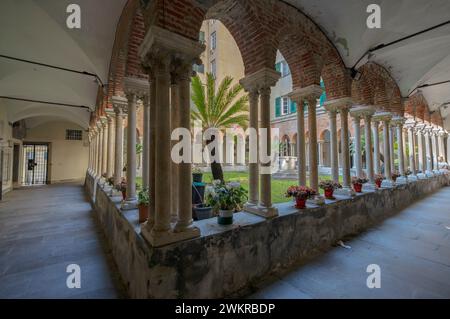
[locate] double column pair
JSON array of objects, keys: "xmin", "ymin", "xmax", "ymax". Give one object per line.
[
  {"xmin": 139, "ymin": 26, "xmax": 203, "ymax": 247},
  {"xmin": 241, "ymin": 68, "xmax": 281, "ymax": 218}
]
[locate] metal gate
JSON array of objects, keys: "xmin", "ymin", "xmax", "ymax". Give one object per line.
[{"xmin": 22, "ymin": 144, "xmax": 49, "ymax": 185}]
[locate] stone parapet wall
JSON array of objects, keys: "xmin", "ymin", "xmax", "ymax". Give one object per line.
[{"xmin": 85, "ymin": 172, "xmax": 450, "ymax": 298}]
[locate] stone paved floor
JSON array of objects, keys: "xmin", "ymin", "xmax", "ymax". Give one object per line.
[
  {"xmin": 250, "ymin": 186, "xmax": 450, "ymax": 299},
  {"xmin": 0, "ymin": 183, "xmax": 125, "ymax": 298}
]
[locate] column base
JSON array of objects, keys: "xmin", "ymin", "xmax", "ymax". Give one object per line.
[
  {"xmin": 244, "ymin": 203, "xmax": 278, "ymax": 218},
  {"xmin": 381, "ymin": 180, "xmax": 395, "ymax": 188},
  {"xmin": 141, "ymin": 225, "xmax": 200, "ymax": 248},
  {"xmin": 425, "ymin": 171, "xmax": 435, "ymax": 178},
  {"xmin": 417, "ymin": 173, "xmax": 427, "ymax": 179},
  {"xmin": 334, "ymin": 187, "xmax": 355, "ymax": 197},
  {"xmin": 307, "ymin": 195, "xmax": 325, "ymax": 206},
  {"xmin": 396, "ymin": 176, "xmax": 408, "ymax": 184},
  {"xmin": 121, "ymin": 199, "xmax": 137, "ymax": 210}
]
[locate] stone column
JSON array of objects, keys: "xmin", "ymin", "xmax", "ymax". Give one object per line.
[
  {"xmin": 306, "ymin": 92, "xmax": 322, "ymax": 193},
  {"xmin": 393, "ymin": 117, "xmax": 407, "ymax": 183},
  {"xmin": 405, "ymin": 119, "xmax": 417, "ymax": 179},
  {"xmin": 375, "ymin": 112, "xmax": 394, "ymax": 187},
  {"xmin": 101, "ymin": 118, "xmax": 108, "ymax": 179},
  {"xmin": 106, "ymin": 111, "xmax": 115, "ymax": 179},
  {"xmin": 424, "ymin": 127, "xmax": 434, "ymax": 176},
  {"xmin": 350, "ymin": 110, "xmax": 363, "ymax": 178},
  {"xmin": 142, "ymin": 95, "xmax": 150, "ymax": 190},
  {"xmin": 389, "ymin": 125, "xmax": 395, "ymax": 172},
  {"xmin": 290, "ymin": 95, "xmax": 306, "ymax": 185},
  {"xmin": 363, "ymin": 112, "xmax": 374, "ymax": 185},
  {"xmin": 96, "ymin": 121, "xmax": 103, "ymax": 179},
  {"xmin": 324, "ymin": 107, "xmax": 339, "ymax": 182},
  {"xmin": 170, "ymin": 80, "xmax": 179, "ymax": 222},
  {"xmin": 241, "ymin": 68, "xmax": 280, "ymax": 218},
  {"xmin": 88, "ymin": 130, "xmax": 93, "ymax": 173},
  {"xmin": 438, "ymin": 130, "xmax": 447, "ymax": 163},
  {"xmin": 174, "ymin": 62, "xmax": 200, "ymax": 238},
  {"xmin": 372, "ymin": 121, "xmax": 381, "ymax": 175},
  {"xmin": 325, "ymin": 97, "xmax": 353, "ymax": 196},
  {"xmin": 242, "ymin": 89, "xmax": 259, "ymax": 206},
  {"xmin": 112, "ymin": 97, "xmax": 127, "ymax": 187},
  {"xmin": 93, "ymin": 128, "xmax": 98, "ymax": 176},
  {"xmin": 121, "ymin": 77, "xmax": 148, "ymax": 210},
  {"xmin": 415, "ymin": 124, "xmax": 426, "ymax": 178},
  {"xmin": 318, "ymin": 141, "xmax": 324, "ymax": 167},
  {"xmin": 447, "ymin": 132, "xmax": 450, "ymax": 164},
  {"xmin": 432, "ymin": 128, "xmax": 440, "ymax": 172}
]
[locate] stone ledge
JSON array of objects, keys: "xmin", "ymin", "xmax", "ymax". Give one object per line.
[{"xmin": 84, "ymin": 171, "xmax": 450, "ymax": 298}]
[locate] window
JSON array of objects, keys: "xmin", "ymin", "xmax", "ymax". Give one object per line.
[
  {"xmin": 282, "ymin": 97, "xmax": 289, "ymax": 115},
  {"xmin": 211, "ymin": 59, "xmax": 217, "ymax": 78},
  {"xmin": 193, "ymin": 63, "xmax": 205, "ymax": 74},
  {"xmin": 66, "ymin": 129, "xmax": 82, "ymax": 141},
  {"xmin": 275, "ymin": 60, "xmax": 291, "ymax": 77},
  {"xmin": 199, "ymin": 31, "xmax": 206, "ymax": 45},
  {"xmin": 210, "ymin": 31, "xmax": 217, "ymax": 50}
]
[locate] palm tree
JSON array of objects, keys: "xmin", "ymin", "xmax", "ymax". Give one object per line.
[{"xmin": 191, "ymin": 73, "xmax": 249, "ymax": 181}]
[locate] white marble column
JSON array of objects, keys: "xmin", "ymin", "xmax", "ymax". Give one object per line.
[
  {"xmin": 88, "ymin": 130, "xmax": 93, "ymax": 173},
  {"xmin": 112, "ymin": 97, "xmax": 127, "ymax": 187},
  {"xmin": 93, "ymin": 128, "xmax": 98, "ymax": 176},
  {"xmin": 174, "ymin": 63, "xmax": 200, "ymax": 238},
  {"xmin": 325, "ymin": 107, "xmax": 339, "ymax": 183},
  {"xmin": 364, "ymin": 112, "xmax": 374, "ymax": 185},
  {"xmin": 350, "ymin": 111, "xmax": 363, "ymax": 178},
  {"xmin": 106, "ymin": 111, "xmax": 115, "ymax": 179},
  {"xmin": 376, "ymin": 112, "xmax": 393, "ymax": 186},
  {"xmin": 393, "ymin": 117, "xmax": 407, "ymax": 183},
  {"xmin": 142, "ymin": 95, "xmax": 150, "ymax": 189},
  {"xmin": 424, "ymin": 127, "xmax": 434, "ymax": 176},
  {"xmin": 415, "ymin": 125, "xmax": 426, "ymax": 178},
  {"xmin": 96, "ymin": 121, "xmax": 103, "ymax": 179},
  {"xmin": 389, "ymin": 125, "xmax": 395, "ymax": 172},
  {"xmin": 318, "ymin": 141, "xmax": 324, "ymax": 167},
  {"xmin": 306, "ymin": 92, "xmax": 322, "ymax": 193},
  {"xmin": 341, "ymin": 107, "xmax": 352, "ymax": 190},
  {"xmin": 432, "ymin": 128, "xmax": 440, "ymax": 171},
  {"xmin": 101, "ymin": 118, "xmax": 108, "ymax": 179},
  {"xmin": 438, "ymin": 130, "xmax": 447, "ymax": 163},
  {"xmin": 372, "ymin": 121, "xmax": 381, "ymax": 175},
  {"xmin": 290, "ymin": 95, "xmax": 306, "ymax": 185},
  {"xmin": 405, "ymin": 119, "xmax": 417, "ymax": 179}
]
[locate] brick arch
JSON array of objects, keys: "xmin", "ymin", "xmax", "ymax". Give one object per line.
[
  {"xmin": 351, "ymin": 70, "xmax": 374, "ymax": 106},
  {"xmin": 320, "ymin": 47, "xmax": 352, "ymax": 100}
]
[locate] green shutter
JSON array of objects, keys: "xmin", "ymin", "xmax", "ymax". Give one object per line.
[
  {"xmin": 290, "ymin": 100, "xmax": 297, "ymax": 113},
  {"xmin": 275, "ymin": 97, "xmax": 281, "ymax": 117},
  {"xmin": 319, "ymin": 78, "xmax": 327, "ymax": 106},
  {"xmin": 275, "ymin": 62, "xmax": 282, "ymax": 73}
]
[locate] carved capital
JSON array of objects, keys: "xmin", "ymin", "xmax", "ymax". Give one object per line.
[
  {"xmin": 289, "ymin": 85, "xmax": 323, "ymax": 105},
  {"xmin": 350, "ymin": 105, "xmax": 376, "ymax": 119},
  {"xmin": 112, "ymin": 95, "xmax": 128, "ymax": 115},
  {"xmin": 124, "ymin": 77, "xmax": 149, "ymax": 101},
  {"xmin": 240, "ymin": 68, "xmax": 281, "ymax": 93},
  {"xmin": 372, "ymin": 111, "xmax": 393, "ymax": 122}
]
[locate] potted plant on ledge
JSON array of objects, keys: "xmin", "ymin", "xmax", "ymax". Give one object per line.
[
  {"xmin": 192, "ymin": 166, "xmax": 204, "ymax": 183},
  {"xmin": 205, "ymin": 180, "xmax": 247, "ymax": 225},
  {"xmin": 374, "ymin": 174, "xmax": 384, "ymax": 188},
  {"xmin": 116, "ymin": 177, "xmax": 127, "ymax": 201},
  {"xmin": 285, "ymin": 186, "xmax": 317, "ymax": 209},
  {"xmin": 392, "ymin": 171, "xmax": 400, "ymax": 183},
  {"xmin": 137, "ymin": 188, "xmax": 150, "ymax": 223},
  {"xmin": 352, "ymin": 177, "xmax": 368, "ymax": 193},
  {"xmin": 319, "ymin": 180, "xmax": 342, "ymax": 200},
  {"xmin": 193, "ymin": 183, "xmax": 213, "ymax": 220}
]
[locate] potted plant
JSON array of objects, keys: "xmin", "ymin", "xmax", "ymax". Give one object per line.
[
  {"xmin": 374, "ymin": 174, "xmax": 384, "ymax": 188},
  {"xmin": 392, "ymin": 171, "xmax": 400, "ymax": 182},
  {"xmin": 405, "ymin": 169, "xmax": 412, "ymax": 176},
  {"xmin": 192, "ymin": 166, "xmax": 203, "ymax": 183},
  {"xmin": 319, "ymin": 180, "xmax": 342, "ymax": 200},
  {"xmin": 351, "ymin": 177, "xmax": 368, "ymax": 193},
  {"xmin": 285, "ymin": 186, "xmax": 317, "ymax": 209},
  {"xmin": 137, "ymin": 188, "xmax": 150, "ymax": 223},
  {"xmin": 107, "ymin": 176, "xmax": 115, "ymax": 187},
  {"xmin": 205, "ymin": 180, "xmax": 247, "ymax": 225},
  {"xmin": 116, "ymin": 177, "xmax": 127, "ymax": 201},
  {"xmin": 193, "ymin": 183, "xmax": 213, "ymax": 220}
]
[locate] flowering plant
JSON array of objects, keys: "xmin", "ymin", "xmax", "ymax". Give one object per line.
[
  {"xmin": 285, "ymin": 186, "xmax": 317, "ymax": 200},
  {"xmin": 351, "ymin": 177, "xmax": 368, "ymax": 185},
  {"xmin": 374, "ymin": 174, "xmax": 384, "ymax": 183},
  {"xmin": 319, "ymin": 180, "xmax": 342, "ymax": 190},
  {"xmin": 405, "ymin": 169, "xmax": 412, "ymax": 176},
  {"xmin": 137, "ymin": 187, "xmax": 150, "ymax": 206},
  {"xmin": 192, "ymin": 166, "xmax": 203, "ymax": 174},
  {"xmin": 392, "ymin": 171, "xmax": 401, "ymax": 180},
  {"xmin": 205, "ymin": 180, "xmax": 248, "ymax": 211}
]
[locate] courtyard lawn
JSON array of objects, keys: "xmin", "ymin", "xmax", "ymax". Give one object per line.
[{"xmin": 138, "ymin": 171, "xmax": 342, "ymax": 204}]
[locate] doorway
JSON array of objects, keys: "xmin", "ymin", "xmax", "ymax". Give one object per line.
[{"xmin": 22, "ymin": 143, "xmax": 49, "ymax": 185}]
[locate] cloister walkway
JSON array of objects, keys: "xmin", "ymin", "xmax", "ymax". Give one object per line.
[
  {"xmin": 251, "ymin": 187, "xmax": 450, "ymax": 299},
  {"xmin": 0, "ymin": 183, "xmax": 124, "ymax": 298}
]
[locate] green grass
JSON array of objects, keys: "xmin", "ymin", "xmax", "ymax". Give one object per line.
[{"xmin": 138, "ymin": 171, "xmax": 342, "ymax": 204}]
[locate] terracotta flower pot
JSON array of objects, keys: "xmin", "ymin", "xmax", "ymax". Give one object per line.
[
  {"xmin": 295, "ymin": 197, "xmax": 307, "ymax": 209},
  {"xmin": 353, "ymin": 183, "xmax": 363, "ymax": 193},
  {"xmin": 138, "ymin": 204, "xmax": 149, "ymax": 223},
  {"xmin": 375, "ymin": 180, "xmax": 382, "ymax": 188},
  {"xmin": 324, "ymin": 188, "xmax": 335, "ymax": 199}
]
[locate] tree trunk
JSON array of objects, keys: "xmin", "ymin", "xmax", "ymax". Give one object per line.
[{"xmin": 206, "ymin": 136, "xmax": 224, "ymax": 182}]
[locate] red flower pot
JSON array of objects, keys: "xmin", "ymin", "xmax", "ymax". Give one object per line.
[
  {"xmin": 353, "ymin": 183, "xmax": 363, "ymax": 193},
  {"xmin": 375, "ymin": 180, "xmax": 382, "ymax": 188},
  {"xmin": 295, "ymin": 197, "xmax": 307, "ymax": 209},
  {"xmin": 324, "ymin": 188, "xmax": 334, "ymax": 199},
  {"xmin": 138, "ymin": 204, "xmax": 149, "ymax": 223},
  {"xmin": 121, "ymin": 190, "xmax": 126, "ymax": 201}
]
